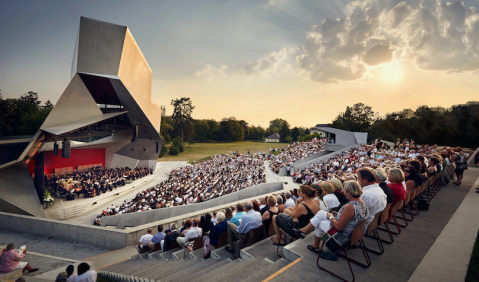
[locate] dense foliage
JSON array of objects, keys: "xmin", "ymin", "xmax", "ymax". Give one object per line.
[{"xmin": 329, "ymin": 101, "xmax": 479, "ymax": 148}]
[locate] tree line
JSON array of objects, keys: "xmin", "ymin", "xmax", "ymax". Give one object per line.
[
  {"xmin": 329, "ymin": 101, "xmax": 479, "ymax": 149},
  {"xmin": 0, "ymin": 90, "xmax": 54, "ymax": 137}
]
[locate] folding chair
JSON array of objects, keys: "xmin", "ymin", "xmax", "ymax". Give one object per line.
[
  {"xmin": 232, "ymin": 225, "xmax": 265, "ymax": 259},
  {"xmin": 378, "ymin": 201, "xmax": 402, "ymax": 236},
  {"xmin": 317, "ymin": 220, "xmax": 370, "ymax": 282},
  {"xmin": 216, "ymin": 232, "xmax": 228, "ymax": 248},
  {"xmin": 364, "ymin": 211, "xmax": 384, "ymax": 255},
  {"xmin": 152, "ymin": 243, "xmax": 162, "ymax": 252},
  {"xmin": 396, "ymin": 182, "xmax": 416, "ymax": 222}
]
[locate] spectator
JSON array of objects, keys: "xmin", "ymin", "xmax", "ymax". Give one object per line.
[
  {"xmin": 311, "ymin": 184, "xmax": 329, "ymax": 211},
  {"xmin": 203, "ymin": 212, "xmax": 228, "ymax": 259},
  {"xmin": 319, "ymin": 182, "xmax": 340, "ymax": 211},
  {"xmin": 151, "ymin": 225, "xmax": 165, "ymax": 250},
  {"xmin": 357, "ymin": 168, "xmax": 387, "ymax": 231},
  {"xmin": 177, "ymin": 218, "xmax": 202, "ymax": 247},
  {"xmin": 262, "ymin": 196, "xmax": 280, "ymax": 232},
  {"xmin": 387, "ymin": 168, "xmax": 406, "ymax": 219},
  {"xmin": 137, "ymin": 228, "xmax": 153, "ymax": 251},
  {"xmin": 230, "ymin": 203, "xmax": 245, "ymax": 226},
  {"xmin": 224, "ymin": 207, "xmax": 233, "ymax": 222},
  {"xmin": 297, "ymin": 181, "xmax": 369, "ymax": 253},
  {"xmin": 272, "ymin": 185, "xmax": 319, "ymax": 244},
  {"xmin": 211, "ymin": 211, "xmax": 218, "ymax": 225},
  {"xmin": 66, "ymin": 265, "xmax": 77, "ymax": 282},
  {"xmin": 284, "ymin": 191, "xmax": 295, "ymax": 208},
  {"xmin": 330, "ymin": 178, "xmax": 349, "ymax": 206},
  {"xmin": 182, "ymin": 220, "xmax": 192, "ymax": 236},
  {"xmin": 252, "ymin": 200, "xmax": 261, "ymax": 212},
  {"xmin": 453, "ymin": 150, "xmax": 469, "ymax": 185},
  {"xmin": 410, "ymin": 160, "xmax": 426, "ymax": 187},
  {"xmin": 202, "ymin": 214, "xmax": 214, "ymax": 233},
  {"xmin": 225, "ymin": 201, "xmax": 262, "ymax": 253},
  {"xmin": 74, "ymin": 263, "xmax": 96, "ymax": 282},
  {"xmin": 260, "ymin": 196, "xmax": 270, "ymax": 215},
  {"xmin": 374, "ymin": 168, "xmax": 394, "ymax": 204},
  {"xmin": 162, "ymin": 224, "xmax": 180, "ymax": 251},
  {"xmin": 0, "ymin": 243, "xmax": 38, "ymax": 273},
  {"xmin": 276, "ymin": 196, "xmax": 285, "ymax": 213},
  {"xmin": 55, "ymin": 272, "xmax": 68, "ymax": 282}
]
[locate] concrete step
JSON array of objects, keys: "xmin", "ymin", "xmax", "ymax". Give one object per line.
[
  {"xmin": 194, "ymin": 258, "xmax": 242, "ymax": 281},
  {"xmin": 176, "ymin": 259, "xmax": 231, "ymax": 282},
  {"xmin": 243, "ymin": 258, "xmax": 290, "ymax": 282},
  {"xmin": 149, "ymin": 258, "xmax": 200, "ymax": 281},
  {"xmin": 160, "ymin": 258, "xmax": 217, "ymax": 282},
  {"xmin": 240, "ymin": 235, "xmax": 284, "ymax": 262},
  {"xmin": 206, "ymin": 257, "xmax": 271, "ymax": 282},
  {"xmin": 210, "ymin": 246, "xmax": 236, "ymax": 260},
  {"xmin": 148, "ymin": 250, "xmax": 163, "ymax": 260},
  {"xmin": 101, "ymin": 259, "xmax": 147, "ymax": 273},
  {"xmin": 171, "ymin": 248, "xmax": 188, "ymax": 260},
  {"xmin": 159, "ymin": 247, "xmax": 182, "ymax": 260}
]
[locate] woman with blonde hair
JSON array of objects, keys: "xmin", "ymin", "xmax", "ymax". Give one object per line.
[
  {"xmin": 295, "ymin": 181, "xmax": 369, "ymax": 253},
  {"xmin": 262, "ymin": 195, "xmax": 280, "ymax": 232},
  {"xmin": 387, "ymin": 168, "xmax": 406, "ymax": 220}
]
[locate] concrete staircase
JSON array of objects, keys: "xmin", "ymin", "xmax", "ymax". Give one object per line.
[{"xmin": 99, "ymin": 236, "xmax": 291, "ymax": 282}]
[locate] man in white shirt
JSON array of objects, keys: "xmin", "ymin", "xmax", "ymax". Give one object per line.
[
  {"xmin": 176, "ymin": 218, "xmax": 202, "ymax": 247},
  {"xmin": 73, "ymin": 263, "xmax": 96, "ymax": 282},
  {"xmin": 357, "ymin": 168, "xmax": 387, "ymax": 232},
  {"xmin": 137, "ymin": 228, "xmax": 153, "ymax": 250},
  {"xmin": 284, "ymin": 191, "xmax": 295, "ymax": 208}
]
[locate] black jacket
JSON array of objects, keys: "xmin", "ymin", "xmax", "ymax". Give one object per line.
[
  {"xmin": 163, "ymin": 230, "xmax": 180, "ymax": 251},
  {"xmin": 378, "ymin": 182, "xmax": 395, "ymax": 204}
]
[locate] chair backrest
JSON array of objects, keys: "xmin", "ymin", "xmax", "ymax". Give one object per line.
[
  {"xmin": 139, "ymin": 246, "xmax": 150, "ymax": 254},
  {"xmin": 240, "ymin": 225, "xmax": 265, "ymax": 248},
  {"xmin": 391, "ymin": 200, "xmax": 403, "ymax": 214},
  {"xmin": 192, "ymin": 236, "xmax": 204, "ymax": 250},
  {"xmin": 350, "ymin": 220, "xmax": 367, "ymax": 246},
  {"xmin": 379, "ymin": 203, "xmax": 393, "ymax": 225},
  {"xmin": 367, "ymin": 212, "xmax": 381, "ymax": 234},
  {"xmin": 267, "ymin": 222, "xmax": 275, "ymax": 237},
  {"xmin": 217, "ymin": 232, "xmax": 228, "ymax": 248},
  {"xmin": 152, "ymin": 243, "xmax": 161, "ymax": 252},
  {"xmin": 169, "ymin": 240, "xmax": 180, "ymax": 250}
]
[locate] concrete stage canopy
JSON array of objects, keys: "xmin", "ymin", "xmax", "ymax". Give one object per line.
[{"xmin": 0, "ymin": 17, "xmax": 163, "ymax": 217}]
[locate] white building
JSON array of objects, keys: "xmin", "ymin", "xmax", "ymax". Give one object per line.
[{"xmin": 265, "ymin": 133, "xmax": 280, "ymax": 143}]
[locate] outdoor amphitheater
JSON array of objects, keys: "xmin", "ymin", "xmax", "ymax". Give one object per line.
[{"xmin": 1, "ymin": 10, "xmax": 479, "ymax": 282}]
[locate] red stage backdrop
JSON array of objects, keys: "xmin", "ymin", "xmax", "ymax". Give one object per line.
[{"xmin": 28, "ymin": 148, "xmax": 105, "ymax": 175}]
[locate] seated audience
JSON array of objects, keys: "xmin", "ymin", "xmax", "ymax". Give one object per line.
[
  {"xmin": 55, "ymin": 272, "xmax": 68, "ymax": 282},
  {"xmin": 224, "ymin": 207, "xmax": 233, "ymax": 222},
  {"xmin": 374, "ymin": 168, "xmax": 394, "ymax": 204},
  {"xmin": 276, "ymin": 196, "xmax": 285, "ymax": 213},
  {"xmin": 73, "ymin": 263, "xmax": 96, "ymax": 282},
  {"xmin": 202, "ymin": 214, "xmax": 214, "ymax": 233},
  {"xmin": 387, "ymin": 168, "xmax": 406, "ymax": 219},
  {"xmin": 262, "ymin": 196, "xmax": 280, "ymax": 232},
  {"xmin": 311, "ymin": 184, "xmax": 329, "ymax": 211},
  {"xmin": 151, "ymin": 225, "xmax": 165, "ymax": 250},
  {"xmin": 230, "ymin": 203, "xmax": 245, "ymax": 225},
  {"xmin": 284, "ymin": 191, "xmax": 295, "ymax": 208},
  {"xmin": 319, "ymin": 182, "xmax": 340, "ymax": 211},
  {"xmin": 162, "ymin": 224, "xmax": 180, "ymax": 251},
  {"xmin": 225, "ymin": 201, "xmax": 262, "ymax": 253},
  {"xmin": 272, "ymin": 185, "xmax": 319, "ymax": 244},
  {"xmin": 297, "ymin": 180, "xmax": 370, "ymax": 253},
  {"xmin": 182, "ymin": 220, "xmax": 192, "ymax": 236},
  {"xmin": 137, "ymin": 228, "xmax": 153, "ymax": 251},
  {"xmin": 203, "ymin": 212, "xmax": 228, "ymax": 258},
  {"xmin": 66, "ymin": 265, "xmax": 77, "ymax": 282},
  {"xmin": 0, "ymin": 243, "xmax": 38, "ymax": 273},
  {"xmin": 177, "ymin": 218, "xmax": 202, "ymax": 247},
  {"xmin": 357, "ymin": 168, "xmax": 387, "ymax": 231},
  {"xmin": 330, "ymin": 178, "xmax": 349, "ymax": 206}
]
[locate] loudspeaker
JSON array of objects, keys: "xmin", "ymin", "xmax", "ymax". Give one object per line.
[
  {"xmin": 62, "ymin": 139, "xmax": 70, "ymax": 158},
  {"xmin": 53, "ymin": 142, "xmax": 59, "ymax": 156},
  {"xmin": 131, "ymin": 125, "xmax": 138, "ymax": 142}
]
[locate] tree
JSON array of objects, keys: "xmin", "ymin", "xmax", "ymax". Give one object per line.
[
  {"xmin": 21, "ymin": 91, "xmax": 41, "ymax": 109},
  {"xmin": 329, "ymin": 115, "xmax": 349, "ymax": 130},
  {"xmin": 171, "ymin": 97, "xmax": 195, "ymax": 142},
  {"xmin": 43, "ymin": 100, "xmax": 54, "ymax": 109},
  {"xmin": 285, "ymin": 136, "xmax": 293, "ymax": 143},
  {"xmin": 279, "ymin": 120, "xmax": 291, "ymax": 142},
  {"xmin": 269, "ymin": 118, "xmax": 286, "ymax": 131},
  {"xmin": 160, "ymin": 105, "xmax": 166, "ymax": 117},
  {"xmin": 193, "ymin": 119, "xmax": 210, "ymax": 142},
  {"xmin": 291, "ymin": 127, "xmax": 300, "ymax": 141},
  {"xmin": 239, "ymin": 120, "xmax": 250, "ymax": 139},
  {"xmin": 342, "ymin": 103, "xmax": 376, "ymax": 132}
]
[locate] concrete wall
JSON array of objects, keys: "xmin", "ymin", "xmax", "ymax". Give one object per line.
[
  {"xmin": 101, "ymin": 182, "xmax": 284, "ymax": 229},
  {"xmin": 278, "ymin": 150, "xmax": 332, "ymax": 176}
]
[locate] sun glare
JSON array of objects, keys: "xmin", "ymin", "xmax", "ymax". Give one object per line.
[{"xmin": 380, "ymin": 63, "xmax": 404, "ymax": 83}]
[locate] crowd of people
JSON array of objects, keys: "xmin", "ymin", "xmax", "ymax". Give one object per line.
[
  {"xmin": 269, "ymin": 138, "xmax": 326, "ymax": 174},
  {"xmin": 47, "ymin": 166, "xmax": 152, "ymax": 200},
  {"xmin": 93, "ymin": 152, "xmax": 266, "ymax": 223}
]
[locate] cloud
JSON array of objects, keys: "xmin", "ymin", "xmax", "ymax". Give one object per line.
[
  {"xmin": 296, "ymin": 0, "xmax": 479, "ymax": 84},
  {"xmin": 194, "ymin": 64, "xmax": 228, "ymax": 81},
  {"xmin": 235, "ymin": 48, "xmax": 289, "ymax": 78},
  {"xmin": 363, "ymin": 43, "xmax": 393, "ymax": 66}
]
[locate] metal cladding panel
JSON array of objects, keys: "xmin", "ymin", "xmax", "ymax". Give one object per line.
[
  {"xmin": 41, "ymin": 111, "xmax": 126, "ymax": 135},
  {"xmin": 118, "ymin": 29, "xmax": 161, "ymax": 132},
  {"xmin": 0, "ymin": 162, "xmax": 45, "ymax": 218},
  {"xmin": 76, "ymin": 17, "xmax": 127, "ymax": 76},
  {"xmin": 41, "ymin": 74, "xmax": 102, "ymax": 128},
  {"xmin": 353, "ymin": 132, "xmax": 368, "ymax": 144}
]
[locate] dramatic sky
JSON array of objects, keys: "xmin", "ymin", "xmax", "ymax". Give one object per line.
[{"xmin": 1, "ymin": 0, "xmax": 479, "ymax": 128}]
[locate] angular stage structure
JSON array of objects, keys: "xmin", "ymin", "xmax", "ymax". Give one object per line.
[{"xmin": 0, "ymin": 17, "xmax": 163, "ymax": 217}]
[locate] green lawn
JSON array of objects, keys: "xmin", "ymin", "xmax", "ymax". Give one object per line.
[{"xmin": 159, "ymin": 141, "xmax": 286, "ymax": 163}]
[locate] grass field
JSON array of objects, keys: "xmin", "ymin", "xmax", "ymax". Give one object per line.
[{"xmin": 158, "ymin": 141, "xmax": 286, "ymax": 163}]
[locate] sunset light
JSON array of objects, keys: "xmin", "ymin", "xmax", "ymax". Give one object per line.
[{"xmin": 379, "ymin": 63, "xmax": 404, "ymax": 83}]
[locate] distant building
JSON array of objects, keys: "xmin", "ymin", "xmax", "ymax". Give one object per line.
[
  {"xmin": 310, "ymin": 124, "xmax": 328, "ymax": 137},
  {"xmin": 265, "ymin": 133, "xmax": 280, "ymax": 143}
]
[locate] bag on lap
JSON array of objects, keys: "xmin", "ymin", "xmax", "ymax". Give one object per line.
[{"xmin": 321, "ymin": 227, "xmax": 348, "ymax": 253}]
